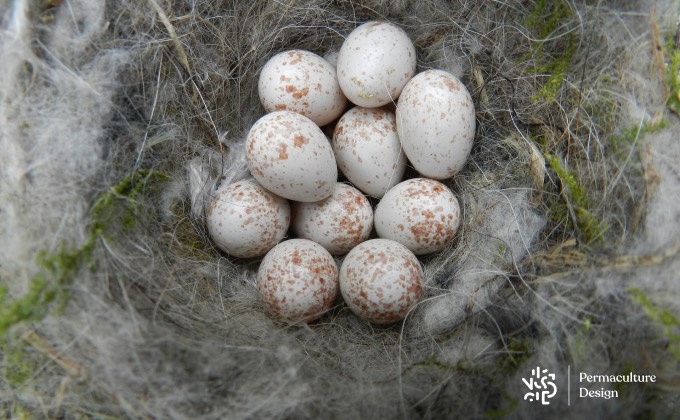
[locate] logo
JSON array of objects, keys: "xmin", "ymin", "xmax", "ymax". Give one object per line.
[{"xmin": 522, "ymin": 366, "xmax": 557, "ymax": 405}]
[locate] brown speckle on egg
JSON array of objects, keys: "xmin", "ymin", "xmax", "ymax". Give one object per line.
[
  {"xmin": 291, "ymin": 183, "xmax": 373, "ymax": 255},
  {"xmin": 206, "ymin": 179, "xmax": 290, "ymax": 259},
  {"xmin": 339, "ymin": 239, "xmax": 423, "ymax": 324},
  {"xmin": 332, "ymin": 107, "xmax": 406, "ymax": 198},
  {"xmin": 245, "ymin": 111, "xmax": 337, "ymax": 202},
  {"xmin": 374, "ymin": 178, "xmax": 460, "ymax": 255},
  {"xmin": 396, "ymin": 69, "xmax": 475, "ymax": 179},
  {"xmin": 257, "ymin": 239, "xmax": 339, "ymax": 323},
  {"xmin": 336, "ymin": 21, "xmax": 416, "ymax": 107},
  {"xmin": 258, "ymin": 50, "xmax": 347, "ymax": 126}
]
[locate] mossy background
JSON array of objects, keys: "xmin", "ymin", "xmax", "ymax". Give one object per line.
[{"xmin": 1, "ymin": 0, "xmax": 679, "ymax": 418}]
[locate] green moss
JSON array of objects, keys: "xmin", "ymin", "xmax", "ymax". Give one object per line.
[
  {"xmin": 546, "ymin": 155, "xmax": 607, "ymax": 244},
  {"xmin": 496, "ymin": 337, "xmax": 532, "ymax": 374},
  {"xmin": 568, "ymin": 317, "xmax": 596, "ymax": 365},
  {"xmin": 614, "ymin": 361, "xmax": 635, "ymax": 396},
  {"xmin": 581, "ymin": 76, "xmax": 619, "ymax": 137},
  {"xmin": 0, "ymin": 239, "xmax": 97, "ymax": 336},
  {"xmin": 665, "ymin": 34, "xmax": 680, "ymax": 115},
  {"xmin": 531, "ymin": 40, "xmax": 575, "ymax": 103},
  {"xmin": 409, "ymin": 355, "xmax": 456, "ymax": 372},
  {"xmin": 629, "ymin": 288, "xmax": 680, "ymax": 359},
  {"xmin": 0, "ymin": 169, "xmax": 168, "ymax": 337},
  {"xmin": 526, "ymin": 0, "xmax": 572, "ymax": 39},
  {"xmin": 483, "ymin": 389, "xmax": 518, "ymax": 419},
  {"xmin": 610, "ymin": 119, "xmax": 668, "ymax": 158},
  {"xmin": 91, "ymin": 169, "xmax": 169, "ymax": 234},
  {"xmin": 2, "ymin": 342, "xmax": 38, "ymax": 388},
  {"xmin": 166, "ymin": 205, "xmax": 214, "ymax": 261},
  {"xmin": 0, "ymin": 279, "xmax": 53, "ymax": 336},
  {"xmin": 8, "ymin": 402, "xmax": 32, "ymax": 420},
  {"xmin": 523, "ymin": 0, "xmax": 575, "ymax": 103}
]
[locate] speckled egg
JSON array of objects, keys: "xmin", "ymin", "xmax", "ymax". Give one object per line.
[
  {"xmin": 257, "ymin": 239, "xmax": 339, "ymax": 322},
  {"xmin": 206, "ymin": 179, "xmax": 290, "ymax": 258},
  {"xmin": 336, "ymin": 21, "xmax": 416, "ymax": 107},
  {"xmin": 374, "ymin": 178, "xmax": 460, "ymax": 255},
  {"xmin": 291, "ymin": 183, "xmax": 373, "ymax": 255},
  {"xmin": 332, "ymin": 107, "xmax": 406, "ymax": 198},
  {"xmin": 396, "ymin": 69, "xmax": 476, "ymax": 179},
  {"xmin": 246, "ymin": 110, "xmax": 337, "ymax": 202},
  {"xmin": 339, "ymin": 239, "xmax": 423, "ymax": 324},
  {"xmin": 258, "ymin": 50, "xmax": 348, "ymax": 126}
]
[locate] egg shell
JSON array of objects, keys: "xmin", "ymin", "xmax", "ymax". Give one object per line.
[
  {"xmin": 336, "ymin": 21, "xmax": 416, "ymax": 107},
  {"xmin": 332, "ymin": 107, "xmax": 406, "ymax": 198},
  {"xmin": 206, "ymin": 179, "xmax": 290, "ymax": 258},
  {"xmin": 339, "ymin": 239, "xmax": 423, "ymax": 324},
  {"xmin": 258, "ymin": 50, "xmax": 348, "ymax": 126},
  {"xmin": 396, "ymin": 69, "xmax": 476, "ymax": 179},
  {"xmin": 246, "ymin": 110, "xmax": 337, "ymax": 202},
  {"xmin": 291, "ymin": 183, "xmax": 373, "ymax": 255},
  {"xmin": 374, "ymin": 178, "xmax": 460, "ymax": 255},
  {"xmin": 257, "ymin": 239, "xmax": 339, "ymax": 322}
]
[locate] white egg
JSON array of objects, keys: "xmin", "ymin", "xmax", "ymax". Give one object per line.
[
  {"xmin": 396, "ymin": 69, "xmax": 476, "ymax": 179},
  {"xmin": 206, "ymin": 179, "xmax": 290, "ymax": 258},
  {"xmin": 258, "ymin": 50, "xmax": 348, "ymax": 126},
  {"xmin": 246, "ymin": 110, "xmax": 337, "ymax": 202},
  {"xmin": 374, "ymin": 178, "xmax": 460, "ymax": 255},
  {"xmin": 257, "ymin": 239, "xmax": 339, "ymax": 322},
  {"xmin": 332, "ymin": 107, "xmax": 406, "ymax": 198},
  {"xmin": 291, "ymin": 183, "xmax": 373, "ymax": 255},
  {"xmin": 339, "ymin": 239, "xmax": 423, "ymax": 324},
  {"xmin": 336, "ymin": 21, "xmax": 416, "ymax": 107}
]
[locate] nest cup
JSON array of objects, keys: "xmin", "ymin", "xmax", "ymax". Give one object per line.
[{"xmin": 1, "ymin": 0, "xmax": 680, "ymax": 419}]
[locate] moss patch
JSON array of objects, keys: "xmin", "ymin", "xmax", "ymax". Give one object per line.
[
  {"xmin": 629, "ymin": 288, "xmax": 680, "ymax": 359},
  {"xmin": 2, "ymin": 342, "xmax": 38, "ymax": 388},
  {"xmin": 546, "ymin": 155, "xmax": 607, "ymax": 245},
  {"xmin": 0, "ymin": 170, "xmax": 168, "ymax": 337},
  {"xmin": 525, "ymin": 0, "xmax": 572, "ymax": 39},
  {"xmin": 610, "ymin": 119, "xmax": 668, "ymax": 158},
  {"xmin": 665, "ymin": 33, "xmax": 680, "ymax": 115},
  {"xmin": 531, "ymin": 40, "xmax": 575, "ymax": 103},
  {"xmin": 524, "ymin": 0, "xmax": 575, "ymax": 103}
]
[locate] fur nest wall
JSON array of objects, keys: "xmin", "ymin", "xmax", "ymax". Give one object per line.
[{"xmin": 1, "ymin": 0, "xmax": 679, "ymax": 418}]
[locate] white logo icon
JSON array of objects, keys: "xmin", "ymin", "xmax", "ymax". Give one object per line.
[{"xmin": 522, "ymin": 366, "xmax": 557, "ymax": 405}]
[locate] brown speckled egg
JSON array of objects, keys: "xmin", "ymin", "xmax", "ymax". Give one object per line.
[
  {"xmin": 246, "ymin": 110, "xmax": 337, "ymax": 202},
  {"xmin": 291, "ymin": 183, "xmax": 373, "ymax": 255},
  {"xmin": 374, "ymin": 178, "xmax": 460, "ymax": 255},
  {"xmin": 258, "ymin": 50, "xmax": 348, "ymax": 126},
  {"xmin": 206, "ymin": 179, "xmax": 290, "ymax": 258},
  {"xmin": 396, "ymin": 69, "xmax": 476, "ymax": 179},
  {"xmin": 257, "ymin": 239, "xmax": 339, "ymax": 322},
  {"xmin": 332, "ymin": 107, "xmax": 406, "ymax": 198},
  {"xmin": 339, "ymin": 239, "xmax": 423, "ymax": 324},
  {"xmin": 337, "ymin": 21, "xmax": 416, "ymax": 107}
]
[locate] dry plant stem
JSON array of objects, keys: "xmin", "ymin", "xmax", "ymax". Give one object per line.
[
  {"xmin": 22, "ymin": 328, "xmax": 87, "ymax": 381},
  {"xmin": 146, "ymin": 0, "xmax": 193, "ymax": 86}
]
